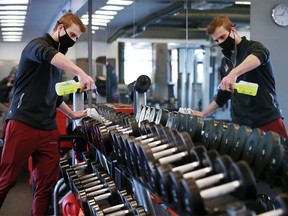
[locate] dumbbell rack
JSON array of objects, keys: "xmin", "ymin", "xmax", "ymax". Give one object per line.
[{"xmin": 56, "ymin": 104, "xmax": 288, "ymax": 215}]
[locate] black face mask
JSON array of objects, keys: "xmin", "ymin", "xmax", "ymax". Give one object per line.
[
  {"xmin": 219, "ymin": 30, "xmax": 235, "ymax": 52},
  {"xmin": 58, "ymin": 28, "xmax": 75, "ymax": 54}
]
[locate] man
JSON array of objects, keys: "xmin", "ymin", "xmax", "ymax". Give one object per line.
[
  {"xmin": 192, "ymin": 16, "xmax": 288, "ymax": 140},
  {"xmin": 95, "ymin": 56, "xmax": 120, "ymax": 103},
  {"xmin": 0, "ymin": 13, "xmax": 94, "ymax": 215}
]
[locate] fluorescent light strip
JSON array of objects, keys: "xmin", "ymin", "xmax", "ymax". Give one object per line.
[
  {"xmin": 82, "ymin": 14, "xmax": 114, "ymax": 20},
  {"xmin": 82, "ymin": 20, "xmax": 108, "ymax": 26},
  {"xmin": 82, "ymin": 19, "xmax": 111, "ymax": 23},
  {"xmin": 0, "ymin": 0, "xmax": 29, "ymax": 4},
  {"xmin": 0, "ymin": 15, "xmax": 26, "ymax": 19},
  {"xmin": 3, "ymin": 35, "xmax": 22, "ymax": 38},
  {"xmin": 1, "ymin": 23, "xmax": 24, "ymax": 26},
  {"xmin": 235, "ymin": 1, "xmax": 251, "ymax": 5},
  {"xmin": 0, "ymin": 5, "xmax": 28, "ymax": 10},
  {"xmin": 1, "ymin": 19, "xmax": 25, "ymax": 23},
  {"xmin": 2, "ymin": 27, "xmax": 23, "ymax": 31},
  {"xmin": 107, "ymin": 0, "xmax": 133, "ymax": 6},
  {"xmin": 0, "ymin": 11, "xmax": 27, "ymax": 15},
  {"xmin": 95, "ymin": 10, "xmax": 117, "ymax": 15},
  {"xmin": 2, "ymin": 31, "xmax": 22, "ymax": 35},
  {"xmin": 101, "ymin": 5, "xmax": 124, "ymax": 11}
]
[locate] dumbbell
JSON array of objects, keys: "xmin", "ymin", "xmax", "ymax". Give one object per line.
[
  {"xmin": 218, "ymin": 123, "xmax": 240, "ymax": 155},
  {"xmin": 125, "ymin": 125, "xmax": 177, "ymax": 179},
  {"xmin": 254, "ymin": 131, "xmax": 283, "ymax": 178},
  {"xmin": 242, "ymin": 128, "xmax": 265, "ymax": 166},
  {"xmin": 139, "ymin": 130, "xmax": 194, "ymax": 190},
  {"xmin": 111, "ymin": 124, "xmax": 165, "ymax": 175},
  {"xmin": 156, "ymin": 146, "xmax": 219, "ymax": 200},
  {"xmin": 165, "ymin": 111, "xmax": 181, "ymax": 130},
  {"xmin": 154, "ymin": 108, "xmax": 170, "ymax": 125},
  {"xmin": 257, "ymin": 193, "xmax": 288, "ymax": 216},
  {"xmin": 77, "ymin": 181, "xmax": 118, "ymax": 215},
  {"xmin": 208, "ymin": 121, "xmax": 229, "ymax": 151},
  {"xmin": 167, "ymin": 155, "xmax": 234, "ymax": 211},
  {"xmin": 179, "ymin": 160, "xmax": 257, "ymax": 215},
  {"xmin": 229, "ymin": 125, "xmax": 252, "ymax": 161},
  {"xmin": 186, "ymin": 115, "xmax": 204, "ymax": 143},
  {"xmin": 93, "ymin": 193, "xmax": 141, "ymax": 216},
  {"xmin": 201, "ymin": 119, "xmax": 220, "ymax": 149}
]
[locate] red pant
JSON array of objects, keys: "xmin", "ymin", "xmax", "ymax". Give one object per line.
[
  {"xmin": 257, "ymin": 118, "xmax": 288, "ymax": 140},
  {"xmin": 0, "ymin": 120, "xmax": 60, "ymax": 216}
]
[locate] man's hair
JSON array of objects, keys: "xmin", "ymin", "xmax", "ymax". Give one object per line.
[
  {"xmin": 53, "ymin": 13, "xmax": 86, "ymax": 33},
  {"xmin": 206, "ymin": 16, "xmax": 234, "ymax": 35},
  {"xmin": 95, "ymin": 56, "xmax": 107, "ymax": 65}
]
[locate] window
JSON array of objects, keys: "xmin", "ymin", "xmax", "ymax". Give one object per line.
[{"xmin": 123, "ymin": 42, "xmax": 152, "ymax": 84}]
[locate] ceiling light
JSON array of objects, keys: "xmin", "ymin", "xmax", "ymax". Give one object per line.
[
  {"xmin": 0, "ymin": 11, "xmax": 26, "ymax": 15},
  {"xmin": 1, "ymin": 19, "xmax": 25, "ymax": 23},
  {"xmin": 1, "ymin": 22, "xmax": 24, "ymax": 26},
  {"xmin": 95, "ymin": 10, "xmax": 117, "ymax": 16},
  {"xmin": 2, "ymin": 27, "xmax": 23, "ymax": 31},
  {"xmin": 101, "ymin": 5, "xmax": 124, "ymax": 11},
  {"xmin": 235, "ymin": 1, "xmax": 251, "ymax": 5},
  {"xmin": 82, "ymin": 14, "xmax": 114, "ymax": 20},
  {"xmin": 0, "ymin": 5, "xmax": 28, "ymax": 10},
  {"xmin": 0, "ymin": 0, "xmax": 29, "ymax": 4},
  {"xmin": 2, "ymin": 31, "xmax": 22, "ymax": 35},
  {"xmin": 106, "ymin": 0, "xmax": 133, "ymax": 6},
  {"xmin": 0, "ymin": 15, "xmax": 26, "ymax": 19}
]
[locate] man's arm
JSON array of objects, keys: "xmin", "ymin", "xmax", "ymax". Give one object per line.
[
  {"xmin": 51, "ymin": 52, "xmax": 95, "ymax": 91},
  {"xmin": 58, "ymin": 101, "xmax": 87, "ymax": 120},
  {"xmin": 220, "ymin": 54, "xmax": 261, "ymax": 92},
  {"xmin": 192, "ymin": 100, "xmax": 219, "ymax": 118}
]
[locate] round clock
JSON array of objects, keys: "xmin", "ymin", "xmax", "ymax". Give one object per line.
[{"xmin": 272, "ymin": 4, "xmax": 288, "ymax": 26}]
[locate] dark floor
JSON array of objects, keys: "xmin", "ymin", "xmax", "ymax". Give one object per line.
[{"xmin": 0, "ymin": 166, "xmax": 33, "ymax": 216}]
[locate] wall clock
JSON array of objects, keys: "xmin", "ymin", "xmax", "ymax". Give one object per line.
[{"xmin": 272, "ymin": 4, "xmax": 288, "ymax": 26}]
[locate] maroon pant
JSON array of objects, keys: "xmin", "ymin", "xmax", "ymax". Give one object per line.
[
  {"xmin": 258, "ymin": 118, "xmax": 288, "ymax": 140},
  {"xmin": 0, "ymin": 120, "xmax": 60, "ymax": 216}
]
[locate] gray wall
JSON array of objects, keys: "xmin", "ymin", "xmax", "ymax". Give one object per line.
[{"xmin": 251, "ymin": 0, "xmax": 288, "ymax": 128}]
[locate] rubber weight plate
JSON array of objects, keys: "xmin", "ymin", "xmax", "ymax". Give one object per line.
[
  {"xmin": 201, "ymin": 119, "xmax": 219, "ymax": 149},
  {"xmin": 230, "ymin": 125, "xmax": 252, "ymax": 161},
  {"xmin": 209, "ymin": 121, "xmax": 229, "ymax": 151},
  {"xmin": 219, "ymin": 123, "xmax": 240, "ymax": 155},
  {"xmin": 242, "ymin": 128, "xmax": 264, "ymax": 166},
  {"xmin": 186, "ymin": 115, "xmax": 204, "ymax": 143},
  {"xmin": 254, "ymin": 131, "xmax": 282, "ymax": 178}
]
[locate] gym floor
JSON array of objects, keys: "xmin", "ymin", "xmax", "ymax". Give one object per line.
[{"xmin": 0, "ymin": 163, "xmax": 33, "ymax": 216}]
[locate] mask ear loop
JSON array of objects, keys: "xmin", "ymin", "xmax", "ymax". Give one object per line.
[{"xmin": 57, "ymin": 21, "xmax": 62, "ymax": 51}]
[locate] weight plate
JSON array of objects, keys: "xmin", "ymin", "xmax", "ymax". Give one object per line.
[
  {"xmin": 265, "ymin": 144, "xmax": 286, "ymax": 179},
  {"xmin": 219, "ymin": 123, "xmax": 240, "ymax": 155},
  {"xmin": 209, "ymin": 121, "xmax": 229, "ymax": 151},
  {"xmin": 186, "ymin": 115, "xmax": 203, "ymax": 142},
  {"xmin": 144, "ymin": 106, "xmax": 151, "ymax": 121},
  {"xmin": 155, "ymin": 108, "xmax": 169, "ymax": 125},
  {"xmin": 254, "ymin": 131, "xmax": 282, "ymax": 178},
  {"xmin": 149, "ymin": 106, "xmax": 156, "ymax": 122},
  {"xmin": 165, "ymin": 111, "xmax": 177, "ymax": 128},
  {"xmin": 230, "ymin": 125, "xmax": 252, "ymax": 161},
  {"xmin": 229, "ymin": 161, "xmax": 257, "ymax": 200},
  {"xmin": 201, "ymin": 119, "xmax": 218, "ymax": 149},
  {"xmin": 242, "ymin": 128, "xmax": 264, "ymax": 166}
]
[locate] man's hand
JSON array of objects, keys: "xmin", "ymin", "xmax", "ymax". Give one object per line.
[
  {"xmin": 220, "ymin": 71, "xmax": 238, "ymax": 93},
  {"xmin": 70, "ymin": 109, "xmax": 87, "ymax": 120},
  {"xmin": 78, "ymin": 74, "xmax": 95, "ymax": 93}
]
